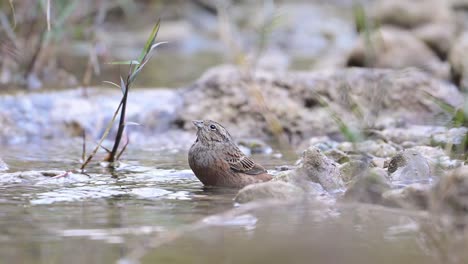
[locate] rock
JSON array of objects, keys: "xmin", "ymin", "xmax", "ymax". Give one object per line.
[
  {"xmin": 371, "ymin": 157, "xmax": 388, "ymax": 168},
  {"xmin": 370, "ymin": 0, "xmax": 452, "ymax": 29},
  {"xmin": 431, "ymin": 127, "xmax": 468, "ymax": 147},
  {"xmin": 347, "ymin": 26, "xmax": 449, "ymax": 79},
  {"xmin": 324, "ymin": 149, "xmax": 349, "ymax": 164},
  {"xmin": 339, "ymin": 160, "xmax": 370, "ymax": 185},
  {"xmin": 388, "ymin": 149, "xmax": 431, "ymax": 182},
  {"xmin": 449, "ymin": 32, "xmax": 468, "ymax": 91},
  {"xmin": 296, "ymin": 146, "xmax": 345, "ymax": 191},
  {"xmin": 176, "ymin": 65, "xmax": 462, "ymax": 145},
  {"xmin": 234, "ymin": 181, "xmax": 304, "ymax": 203},
  {"xmin": 382, "ymin": 125, "xmax": 454, "ymax": 145},
  {"xmin": 430, "ymin": 166, "xmax": 468, "ymax": 227},
  {"xmin": 0, "ymin": 158, "xmax": 8, "ymax": 171},
  {"xmin": 337, "ymin": 140, "xmax": 399, "ymax": 158},
  {"xmin": 368, "ymin": 0, "xmax": 456, "ymax": 57},
  {"xmin": 412, "ymin": 22, "xmax": 456, "ymax": 58},
  {"xmin": 382, "ymin": 183, "xmax": 431, "ymax": 210},
  {"xmin": 409, "ymin": 146, "xmax": 463, "ymax": 173},
  {"xmin": 343, "ymin": 168, "xmax": 391, "ymax": 204}
]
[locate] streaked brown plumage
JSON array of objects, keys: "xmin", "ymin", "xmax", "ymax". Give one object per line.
[{"xmin": 188, "ymin": 120, "xmax": 273, "ymax": 188}]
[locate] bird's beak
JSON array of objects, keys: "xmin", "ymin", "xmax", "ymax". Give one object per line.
[{"xmin": 192, "ymin": 120, "xmax": 204, "ymax": 129}]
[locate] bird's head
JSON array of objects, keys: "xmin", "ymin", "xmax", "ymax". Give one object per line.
[{"xmin": 192, "ymin": 120, "xmax": 233, "ymax": 145}]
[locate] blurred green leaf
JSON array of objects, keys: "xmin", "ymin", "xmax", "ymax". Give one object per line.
[{"xmin": 107, "ymin": 60, "xmax": 140, "ymax": 65}]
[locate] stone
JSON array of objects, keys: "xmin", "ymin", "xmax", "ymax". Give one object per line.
[
  {"xmin": 382, "ymin": 125, "xmax": 450, "ymax": 145},
  {"xmin": 382, "ymin": 183, "xmax": 431, "ymax": 210},
  {"xmin": 388, "ymin": 149, "xmax": 431, "ymax": 182},
  {"xmin": 339, "ymin": 160, "xmax": 370, "ymax": 185},
  {"xmin": 412, "ymin": 22, "xmax": 456, "ymax": 58},
  {"xmin": 234, "ymin": 181, "xmax": 304, "ymax": 204},
  {"xmin": 176, "ymin": 65, "xmax": 462, "ymax": 145},
  {"xmin": 431, "ymin": 127, "xmax": 468, "ymax": 147},
  {"xmin": 296, "ymin": 146, "xmax": 345, "ymax": 191},
  {"xmin": 337, "ymin": 140, "xmax": 398, "ymax": 158},
  {"xmin": 430, "ymin": 166, "xmax": 468, "ymax": 227},
  {"xmin": 449, "ymin": 32, "xmax": 468, "ymax": 91},
  {"xmin": 370, "ymin": 0, "xmax": 453, "ymax": 29},
  {"xmin": 409, "ymin": 146, "xmax": 463, "ymax": 173},
  {"xmin": 371, "ymin": 157, "xmax": 388, "ymax": 169},
  {"xmin": 343, "ymin": 168, "xmax": 391, "ymax": 204},
  {"xmin": 272, "ymin": 170, "xmax": 298, "ymax": 183},
  {"xmin": 347, "ymin": 26, "xmax": 449, "ymax": 79},
  {"xmin": 368, "ymin": 0, "xmax": 456, "ymax": 58},
  {"xmin": 324, "ymin": 149, "xmax": 349, "ymax": 164}
]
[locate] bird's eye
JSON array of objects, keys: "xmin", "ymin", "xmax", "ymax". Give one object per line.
[{"xmin": 209, "ymin": 124, "xmax": 216, "ymax": 130}]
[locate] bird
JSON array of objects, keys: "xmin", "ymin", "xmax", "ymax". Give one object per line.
[{"xmin": 188, "ymin": 120, "xmax": 273, "ymax": 188}]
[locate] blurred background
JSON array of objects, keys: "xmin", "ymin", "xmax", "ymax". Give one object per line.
[
  {"xmin": 0, "ymin": 0, "xmax": 365, "ymax": 90},
  {"xmin": 0, "ymin": 1, "xmax": 467, "ymax": 264}
]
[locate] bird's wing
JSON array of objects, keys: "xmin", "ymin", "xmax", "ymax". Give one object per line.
[{"xmin": 224, "ymin": 145, "xmax": 267, "ymax": 175}]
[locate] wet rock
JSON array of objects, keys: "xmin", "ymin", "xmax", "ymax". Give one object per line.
[
  {"xmin": 382, "ymin": 183, "xmax": 431, "ymax": 210},
  {"xmin": 388, "ymin": 149, "xmax": 431, "ymax": 182},
  {"xmin": 0, "ymin": 158, "xmax": 8, "ymax": 171},
  {"xmin": 296, "ymin": 146, "xmax": 345, "ymax": 191},
  {"xmin": 347, "ymin": 26, "xmax": 449, "ymax": 79},
  {"xmin": 339, "ymin": 160, "xmax": 370, "ymax": 185},
  {"xmin": 449, "ymin": 32, "xmax": 468, "ymax": 91},
  {"xmin": 0, "ymin": 88, "xmax": 182, "ymax": 144},
  {"xmin": 343, "ymin": 168, "xmax": 391, "ymax": 204},
  {"xmin": 234, "ymin": 181, "xmax": 304, "ymax": 203},
  {"xmin": 176, "ymin": 65, "xmax": 462, "ymax": 144},
  {"xmin": 430, "ymin": 166, "xmax": 468, "ymax": 227}
]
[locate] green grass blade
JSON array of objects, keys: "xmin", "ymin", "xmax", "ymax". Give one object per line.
[{"xmin": 137, "ymin": 19, "xmax": 161, "ymax": 64}]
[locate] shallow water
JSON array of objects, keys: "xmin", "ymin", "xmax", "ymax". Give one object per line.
[
  {"xmin": 0, "ymin": 140, "xmax": 288, "ymax": 263},
  {"xmin": 0, "ymin": 140, "xmax": 464, "ymax": 264}
]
